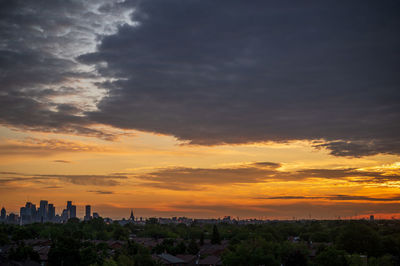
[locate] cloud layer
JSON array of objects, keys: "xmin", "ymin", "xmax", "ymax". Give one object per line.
[
  {"xmin": 0, "ymin": 0, "xmax": 133, "ymax": 139},
  {"xmin": 134, "ymin": 162, "xmax": 400, "ymax": 190},
  {"xmin": 0, "ymin": 171, "xmax": 127, "ymax": 186},
  {"xmin": 80, "ymin": 0, "xmax": 400, "ymax": 156},
  {"xmin": 1, "ymin": 0, "xmax": 399, "ymax": 157}
]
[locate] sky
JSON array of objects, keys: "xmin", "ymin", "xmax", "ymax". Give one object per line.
[{"xmin": 0, "ymin": 0, "xmax": 399, "ymax": 220}]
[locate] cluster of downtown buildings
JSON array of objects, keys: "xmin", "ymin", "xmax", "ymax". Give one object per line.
[
  {"xmin": 0, "ymin": 200, "xmax": 99, "ymax": 225},
  {"xmin": 1, "ymin": 201, "xmax": 272, "ymax": 226}
]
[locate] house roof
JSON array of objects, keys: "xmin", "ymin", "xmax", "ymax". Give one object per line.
[
  {"xmin": 157, "ymin": 253, "xmax": 185, "ymax": 264},
  {"xmin": 176, "ymin": 254, "xmax": 196, "ymax": 263},
  {"xmin": 199, "ymin": 255, "xmax": 221, "ymax": 265}
]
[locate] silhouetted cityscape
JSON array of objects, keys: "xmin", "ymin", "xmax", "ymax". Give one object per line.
[
  {"xmin": 1, "ymin": 200, "xmax": 399, "ymax": 265},
  {"xmin": 0, "ymin": 199, "xmax": 380, "ymax": 227}
]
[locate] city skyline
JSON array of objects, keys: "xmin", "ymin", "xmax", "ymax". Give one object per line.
[
  {"xmin": 0, "ymin": 198, "xmax": 391, "ymax": 221},
  {"xmin": 1, "ymin": 1, "xmax": 400, "ymax": 220}
]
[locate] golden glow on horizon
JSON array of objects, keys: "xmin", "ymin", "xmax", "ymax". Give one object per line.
[{"xmin": 1, "ymin": 125, "xmax": 400, "ymax": 219}]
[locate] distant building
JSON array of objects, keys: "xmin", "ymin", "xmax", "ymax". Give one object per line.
[
  {"xmin": 67, "ymin": 201, "xmax": 72, "ymax": 210},
  {"xmin": 130, "ymin": 210, "xmax": 135, "ymax": 221},
  {"xmin": 70, "ymin": 205, "xmax": 77, "ymax": 219},
  {"xmin": 84, "ymin": 205, "xmax": 91, "ymax": 221},
  {"xmin": 65, "ymin": 201, "xmax": 76, "ymax": 219},
  {"xmin": 0, "ymin": 207, "xmax": 5, "ymax": 221},
  {"xmin": 20, "ymin": 202, "xmax": 37, "ymax": 224},
  {"xmin": 153, "ymin": 253, "xmax": 185, "ymax": 265},
  {"xmin": 39, "ymin": 200, "xmax": 48, "ymax": 222},
  {"xmin": 61, "ymin": 209, "xmax": 69, "ymax": 222},
  {"xmin": 48, "ymin": 204, "xmax": 55, "ymax": 221},
  {"xmin": 20, "ymin": 206, "xmax": 27, "ymax": 224},
  {"xmin": 7, "ymin": 213, "xmax": 18, "ymax": 224},
  {"xmin": 93, "ymin": 212, "xmax": 99, "ymax": 219},
  {"xmin": 370, "ymin": 215, "xmax": 374, "ymax": 221}
]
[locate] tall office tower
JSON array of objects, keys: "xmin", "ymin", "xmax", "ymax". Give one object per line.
[
  {"xmin": 61, "ymin": 209, "xmax": 68, "ymax": 222},
  {"xmin": 20, "ymin": 207, "xmax": 26, "ymax": 224},
  {"xmin": 70, "ymin": 205, "xmax": 77, "ymax": 218},
  {"xmin": 66, "ymin": 201, "xmax": 73, "ymax": 219},
  {"xmin": 8, "ymin": 213, "xmax": 17, "ymax": 224},
  {"xmin": 39, "ymin": 200, "xmax": 48, "ymax": 222},
  {"xmin": 84, "ymin": 205, "xmax": 91, "ymax": 221},
  {"xmin": 30, "ymin": 203, "xmax": 37, "ymax": 222},
  {"xmin": 1, "ymin": 207, "xmax": 6, "ymax": 221},
  {"xmin": 48, "ymin": 204, "xmax": 55, "ymax": 221},
  {"xmin": 24, "ymin": 202, "xmax": 35, "ymax": 223}
]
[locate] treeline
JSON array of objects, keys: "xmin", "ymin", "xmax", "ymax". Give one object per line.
[{"xmin": 0, "ymin": 218, "xmax": 400, "ymax": 265}]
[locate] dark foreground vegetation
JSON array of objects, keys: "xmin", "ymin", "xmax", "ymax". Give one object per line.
[{"xmin": 1, "ymin": 218, "xmax": 400, "ymax": 265}]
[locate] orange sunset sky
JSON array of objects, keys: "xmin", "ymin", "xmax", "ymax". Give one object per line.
[{"xmin": 1, "ymin": 0, "xmax": 400, "ymax": 219}]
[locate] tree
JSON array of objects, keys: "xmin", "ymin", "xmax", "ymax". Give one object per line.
[
  {"xmin": 116, "ymin": 254, "xmax": 135, "ymax": 266},
  {"xmin": 337, "ymin": 223, "xmax": 382, "ymax": 257},
  {"xmin": 48, "ymin": 236, "xmax": 81, "ymax": 265},
  {"xmin": 282, "ymin": 249, "xmax": 308, "ymax": 266},
  {"xmin": 200, "ymin": 231, "xmax": 204, "ymax": 246},
  {"xmin": 103, "ymin": 258, "xmax": 118, "ymax": 266},
  {"xmin": 211, "ymin": 224, "xmax": 221, "ymax": 244},
  {"xmin": 314, "ymin": 247, "xmax": 348, "ymax": 266},
  {"xmin": 113, "ymin": 226, "xmax": 128, "ymax": 240},
  {"xmin": 146, "ymin": 218, "xmax": 159, "ymax": 225},
  {"xmin": 8, "ymin": 243, "xmax": 40, "ymax": 262},
  {"xmin": 188, "ymin": 238, "xmax": 199, "ymax": 254}
]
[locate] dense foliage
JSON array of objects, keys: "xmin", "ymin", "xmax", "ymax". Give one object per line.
[{"xmin": 0, "ymin": 219, "xmax": 399, "ymax": 265}]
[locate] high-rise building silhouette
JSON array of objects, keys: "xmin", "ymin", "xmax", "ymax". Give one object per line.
[
  {"xmin": 67, "ymin": 201, "xmax": 72, "ymax": 211},
  {"xmin": 39, "ymin": 200, "xmax": 48, "ymax": 222},
  {"xmin": 48, "ymin": 204, "xmax": 55, "ymax": 221},
  {"xmin": 130, "ymin": 209, "xmax": 135, "ymax": 221},
  {"xmin": 61, "ymin": 209, "xmax": 68, "ymax": 222},
  {"xmin": 0, "ymin": 207, "xmax": 5, "ymax": 221},
  {"xmin": 22, "ymin": 202, "xmax": 36, "ymax": 223},
  {"xmin": 84, "ymin": 205, "xmax": 91, "ymax": 221},
  {"xmin": 20, "ymin": 207, "xmax": 26, "ymax": 223},
  {"xmin": 65, "ymin": 201, "xmax": 76, "ymax": 220},
  {"xmin": 70, "ymin": 205, "xmax": 76, "ymax": 218}
]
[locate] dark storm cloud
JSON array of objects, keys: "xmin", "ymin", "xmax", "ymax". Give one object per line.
[
  {"xmin": 0, "ymin": 0, "xmax": 132, "ymax": 139},
  {"xmin": 313, "ymin": 140, "xmax": 400, "ymax": 157},
  {"xmin": 0, "ymin": 92, "xmax": 118, "ymax": 140},
  {"xmin": 2, "ymin": 1, "xmax": 399, "ymax": 157},
  {"xmin": 77, "ymin": 0, "xmax": 400, "ymax": 157}
]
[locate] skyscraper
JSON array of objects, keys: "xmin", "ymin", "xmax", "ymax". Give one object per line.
[
  {"xmin": 67, "ymin": 201, "xmax": 72, "ymax": 211},
  {"xmin": 20, "ymin": 207, "xmax": 26, "ymax": 224},
  {"xmin": 1, "ymin": 207, "xmax": 6, "ymax": 221},
  {"xmin": 48, "ymin": 204, "xmax": 55, "ymax": 221},
  {"xmin": 65, "ymin": 201, "xmax": 76, "ymax": 219},
  {"xmin": 70, "ymin": 205, "xmax": 76, "ymax": 218},
  {"xmin": 61, "ymin": 209, "xmax": 68, "ymax": 222},
  {"xmin": 23, "ymin": 202, "xmax": 36, "ymax": 223},
  {"xmin": 84, "ymin": 205, "xmax": 91, "ymax": 221},
  {"xmin": 39, "ymin": 200, "xmax": 48, "ymax": 222}
]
